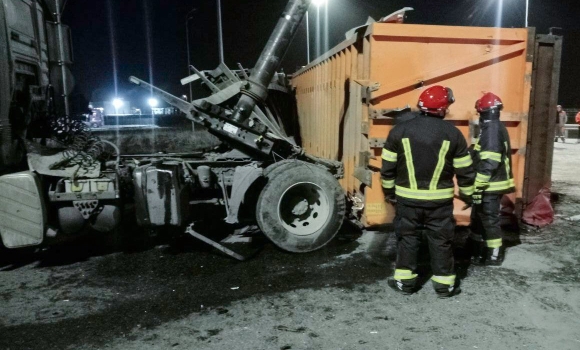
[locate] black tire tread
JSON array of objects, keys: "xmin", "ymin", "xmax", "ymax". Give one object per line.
[{"xmin": 257, "ymin": 160, "xmax": 345, "ymax": 253}]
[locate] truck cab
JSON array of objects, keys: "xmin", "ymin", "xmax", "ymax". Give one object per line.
[{"xmin": 0, "ymin": 0, "xmax": 73, "ymax": 173}]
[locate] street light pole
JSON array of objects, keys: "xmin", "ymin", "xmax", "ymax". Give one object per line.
[
  {"xmin": 217, "ymin": 0, "xmax": 224, "ymax": 64},
  {"xmin": 525, "ymin": 0, "xmax": 529, "ymax": 27},
  {"xmin": 306, "ymin": 10, "xmax": 310, "ymax": 63},
  {"xmin": 311, "ymin": 0, "xmax": 327, "ymax": 60},
  {"xmin": 185, "ymin": 8, "xmax": 196, "ymax": 102},
  {"xmin": 55, "ymin": 0, "xmax": 70, "ymax": 117}
]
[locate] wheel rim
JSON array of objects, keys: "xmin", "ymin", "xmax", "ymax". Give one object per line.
[{"xmin": 277, "ymin": 182, "xmax": 331, "ymax": 236}]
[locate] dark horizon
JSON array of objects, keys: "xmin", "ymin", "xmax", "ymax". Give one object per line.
[{"xmin": 62, "ymin": 0, "xmax": 580, "ymax": 109}]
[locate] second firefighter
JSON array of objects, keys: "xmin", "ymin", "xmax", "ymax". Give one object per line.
[{"xmin": 471, "ymin": 92, "xmax": 516, "ymax": 266}]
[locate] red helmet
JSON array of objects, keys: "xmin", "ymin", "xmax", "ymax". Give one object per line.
[
  {"xmin": 475, "ymin": 92, "xmax": 503, "ymax": 113},
  {"xmin": 417, "ymin": 86, "xmax": 455, "ymax": 116}
]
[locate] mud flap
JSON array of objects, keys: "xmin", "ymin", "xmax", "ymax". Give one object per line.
[{"xmin": 0, "ymin": 171, "xmax": 46, "ymax": 248}]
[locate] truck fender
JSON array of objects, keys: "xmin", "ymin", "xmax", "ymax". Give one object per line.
[{"xmin": 225, "ymin": 165, "xmax": 264, "ymax": 224}]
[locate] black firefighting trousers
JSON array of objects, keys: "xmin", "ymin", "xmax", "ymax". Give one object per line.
[
  {"xmin": 394, "ymin": 203, "xmax": 455, "ymax": 284},
  {"xmin": 471, "ymin": 193, "xmax": 503, "ymax": 248}
]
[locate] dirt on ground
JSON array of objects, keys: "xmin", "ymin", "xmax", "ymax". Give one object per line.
[{"xmin": 1, "ymin": 143, "xmax": 580, "ymax": 350}]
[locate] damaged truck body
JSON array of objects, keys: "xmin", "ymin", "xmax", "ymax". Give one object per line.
[
  {"xmin": 1, "ymin": 0, "xmax": 346, "ymax": 257},
  {"xmin": 0, "ymin": 0, "xmax": 563, "ymax": 259}
]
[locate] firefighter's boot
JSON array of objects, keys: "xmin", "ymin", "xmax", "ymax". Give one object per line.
[
  {"xmin": 432, "ymin": 280, "xmax": 461, "ymax": 299},
  {"xmin": 387, "ymin": 277, "xmax": 417, "ymax": 295},
  {"xmin": 484, "ymin": 246, "xmax": 505, "ymax": 266},
  {"xmin": 471, "ymin": 241, "xmax": 487, "ymax": 266}
]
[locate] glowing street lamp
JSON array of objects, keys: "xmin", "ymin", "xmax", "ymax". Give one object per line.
[
  {"xmin": 312, "ymin": 0, "xmax": 327, "ymax": 7},
  {"xmin": 112, "ymin": 98, "xmax": 124, "ymax": 109},
  {"xmin": 148, "ymin": 98, "xmax": 159, "ymax": 108},
  {"xmin": 148, "ymin": 97, "xmax": 159, "ymax": 116}
]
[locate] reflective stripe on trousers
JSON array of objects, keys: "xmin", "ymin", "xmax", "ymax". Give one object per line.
[
  {"xmin": 432, "ymin": 275, "xmax": 456, "ymax": 286},
  {"xmin": 471, "ymin": 193, "xmax": 503, "ymax": 246},
  {"xmin": 395, "ymin": 203, "xmax": 455, "ymax": 286},
  {"xmin": 394, "ymin": 269, "xmax": 418, "ymax": 281}
]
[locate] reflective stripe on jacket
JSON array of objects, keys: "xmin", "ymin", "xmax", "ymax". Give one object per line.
[
  {"xmin": 380, "ymin": 112, "xmax": 475, "ymax": 207},
  {"xmin": 472, "ymin": 118, "xmax": 515, "ymax": 194}
]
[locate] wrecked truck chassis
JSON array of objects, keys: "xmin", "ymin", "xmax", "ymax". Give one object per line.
[
  {"xmin": 0, "ymin": 150, "xmax": 346, "ymax": 259},
  {"xmin": 0, "ymin": 0, "xmax": 348, "ymax": 258},
  {"xmin": 127, "ymin": 153, "xmax": 344, "ymax": 257},
  {"xmin": 121, "ymin": 73, "xmax": 346, "ymax": 256}
]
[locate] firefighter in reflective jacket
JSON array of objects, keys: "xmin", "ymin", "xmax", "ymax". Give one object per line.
[
  {"xmin": 381, "ymin": 86, "xmax": 475, "ymax": 298},
  {"xmin": 471, "ymin": 92, "xmax": 515, "ymax": 266}
]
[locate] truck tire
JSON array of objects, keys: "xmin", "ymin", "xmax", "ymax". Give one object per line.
[
  {"xmin": 262, "ymin": 159, "xmax": 299, "ymax": 177},
  {"xmin": 257, "ymin": 161, "xmax": 345, "ymax": 253}
]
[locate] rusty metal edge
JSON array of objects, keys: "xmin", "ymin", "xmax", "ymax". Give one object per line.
[
  {"xmin": 293, "ymin": 31, "xmax": 361, "ymax": 77},
  {"xmin": 522, "ymin": 33, "xmax": 563, "ymax": 209},
  {"xmin": 545, "ymin": 34, "xmax": 563, "ymax": 191},
  {"xmin": 522, "ymin": 28, "xmax": 537, "ymax": 208},
  {"xmin": 526, "ymin": 27, "xmax": 536, "ymax": 63}
]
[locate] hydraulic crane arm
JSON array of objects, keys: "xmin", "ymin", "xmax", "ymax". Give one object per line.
[
  {"xmin": 231, "ymin": 0, "xmax": 311, "ymax": 123},
  {"xmin": 130, "ymin": 0, "xmax": 312, "ymax": 160}
]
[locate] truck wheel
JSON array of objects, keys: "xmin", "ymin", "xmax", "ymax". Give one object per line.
[
  {"xmin": 257, "ymin": 161, "xmax": 345, "ymax": 253},
  {"xmin": 263, "ymin": 159, "xmax": 298, "ymax": 177}
]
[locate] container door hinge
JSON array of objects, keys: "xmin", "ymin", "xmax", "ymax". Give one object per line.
[
  {"xmin": 354, "ymin": 167, "xmax": 373, "ymax": 187},
  {"xmin": 355, "ymin": 80, "xmax": 381, "ymax": 104},
  {"xmin": 369, "ymin": 138, "xmax": 387, "ymax": 149},
  {"xmin": 354, "ymin": 152, "xmax": 373, "ymax": 187},
  {"xmin": 361, "ymin": 121, "xmax": 369, "ymax": 135},
  {"xmin": 369, "ymin": 106, "xmax": 411, "ymax": 119},
  {"xmin": 358, "ymin": 151, "xmax": 371, "ymax": 167}
]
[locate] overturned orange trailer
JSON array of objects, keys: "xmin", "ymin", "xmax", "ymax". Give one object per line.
[{"xmin": 291, "ymin": 23, "xmax": 562, "ymax": 226}]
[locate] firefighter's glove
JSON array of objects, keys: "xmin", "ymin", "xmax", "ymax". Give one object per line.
[
  {"xmin": 459, "ymin": 193, "xmax": 473, "ymax": 210},
  {"xmin": 473, "ymin": 191, "xmax": 483, "ymax": 205}
]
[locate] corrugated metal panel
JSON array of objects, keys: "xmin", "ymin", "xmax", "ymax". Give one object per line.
[{"xmin": 293, "ymin": 23, "xmax": 536, "ymax": 226}]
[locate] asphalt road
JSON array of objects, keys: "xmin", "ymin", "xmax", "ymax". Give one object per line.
[
  {"xmin": 0, "ymin": 225, "xmax": 391, "ymax": 350},
  {"xmin": 1, "ymin": 143, "xmax": 580, "ymax": 350}
]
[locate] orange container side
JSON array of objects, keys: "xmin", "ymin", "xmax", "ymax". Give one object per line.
[{"xmin": 292, "ymin": 23, "xmax": 531, "ymax": 226}]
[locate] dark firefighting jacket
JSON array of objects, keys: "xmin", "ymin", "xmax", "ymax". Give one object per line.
[
  {"xmin": 472, "ymin": 114, "xmax": 515, "ymax": 194},
  {"xmin": 381, "ymin": 112, "xmax": 475, "ymax": 207}
]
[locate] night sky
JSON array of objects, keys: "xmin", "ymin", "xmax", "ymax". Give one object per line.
[{"xmin": 62, "ymin": 0, "xmax": 580, "ymax": 109}]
